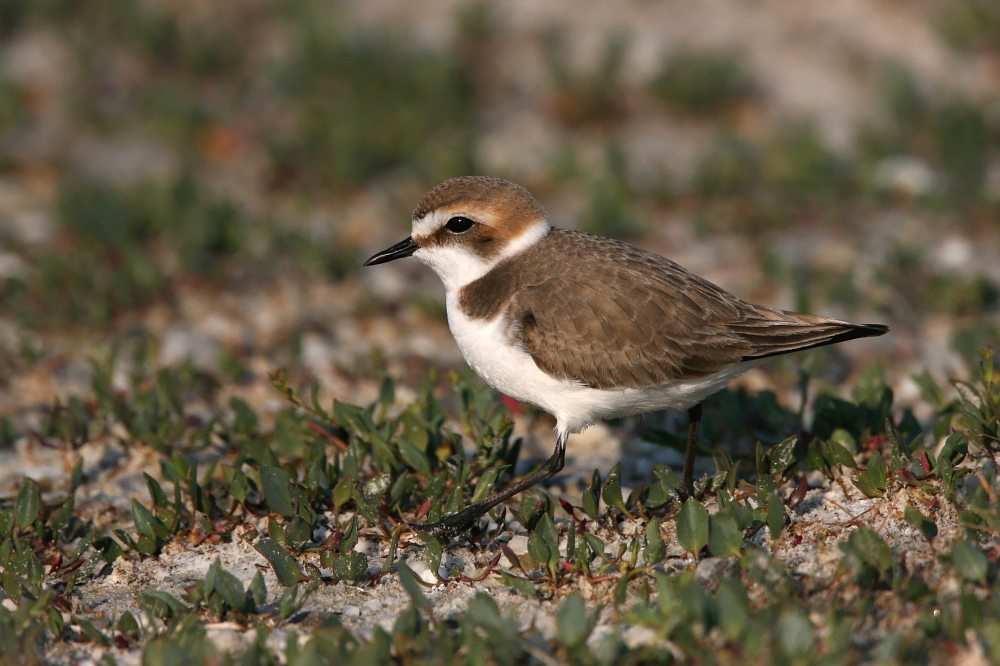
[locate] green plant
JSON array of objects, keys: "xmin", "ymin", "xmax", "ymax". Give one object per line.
[
  {"xmin": 544, "ymin": 30, "xmax": 629, "ymax": 126},
  {"xmin": 937, "ymin": 0, "xmax": 1000, "ymax": 53},
  {"xmin": 581, "ymin": 144, "xmax": 643, "ymax": 238},
  {"xmin": 271, "ymin": 7, "xmax": 477, "ymax": 190},
  {"xmin": 653, "ymin": 48, "xmax": 754, "ymax": 115}
]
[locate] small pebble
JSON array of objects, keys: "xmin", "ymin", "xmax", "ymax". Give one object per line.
[
  {"xmin": 408, "ymin": 560, "xmax": 438, "ymax": 585},
  {"xmin": 694, "ymin": 557, "xmax": 739, "ymax": 590},
  {"xmin": 506, "ymin": 535, "xmax": 529, "ymax": 555},
  {"xmin": 342, "ymin": 605, "xmax": 361, "ymax": 618},
  {"xmin": 362, "ymin": 599, "xmax": 382, "ymax": 614},
  {"xmin": 623, "ymin": 625, "xmax": 659, "ymax": 649},
  {"xmin": 355, "ymin": 538, "xmax": 378, "ymax": 555}
]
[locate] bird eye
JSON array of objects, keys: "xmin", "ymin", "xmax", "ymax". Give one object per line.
[{"xmin": 445, "ymin": 216, "xmax": 475, "ymax": 234}]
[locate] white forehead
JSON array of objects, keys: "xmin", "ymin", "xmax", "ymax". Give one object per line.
[
  {"xmin": 411, "ymin": 207, "xmax": 508, "ymax": 238},
  {"xmin": 411, "ymin": 209, "xmax": 456, "ymax": 237}
]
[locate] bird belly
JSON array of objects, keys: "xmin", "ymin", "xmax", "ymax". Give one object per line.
[{"xmin": 446, "ymin": 296, "xmax": 761, "ymax": 435}]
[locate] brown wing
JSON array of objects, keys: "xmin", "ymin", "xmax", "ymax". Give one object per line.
[{"xmin": 508, "ymin": 229, "xmax": 887, "ymax": 390}]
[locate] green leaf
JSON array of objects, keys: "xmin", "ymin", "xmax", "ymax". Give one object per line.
[
  {"xmin": 157, "ymin": 508, "xmax": 178, "ymax": 534},
  {"xmin": 229, "ymin": 468, "xmax": 247, "ymax": 503},
  {"xmin": 398, "ymin": 438, "xmax": 432, "ymax": 478},
  {"xmin": 768, "ymin": 435, "xmax": 798, "ymax": 477},
  {"xmin": 116, "ymin": 611, "xmax": 138, "ymax": 639},
  {"xmin": 352, "ymin": 485, "xmax": 381, "ymax": 524},
  {"xmin": 134, "ymin": 535, "xmax": 159, "ymax": 555},
  {"xmin": 654, "ymin": 465, "xmax": 681, "ymax": 494},
  {"xmin": 140, "ymin": 591, "xmax": 187, "ymax": 619},
  {"xmin": 821, "ymin": 439, "xmax": 856, "ymax": 469},
  {"xmin": 528, "ymin": 531, "xmax": 552, "ymax": 575},
  {"xmin": 903, "ymin": 506, "xmax": 937, "ymax": 543},
  {"xmin": 644, "ymin": 518, "xmax": 666, "ymax": 566},
  {"xmin": 581, "ymin": 489, "xmax": 599, "ymax": 521},
  {"xmin": 829, "ymin": 428, "xmax": 856, "ymax": 452},
  {"xmin": 885, "ymin": 418, "xmax": 911, "ymax": 466},
  {"xmin": 249, "ymin": 571, "xmax": 267, "ymax": 608},
  {"xmin": 205, "ymin": 557, "xmax": 220, "ymax": 594},
  {"xmin": 144, "ymin": 473, "xmax": 168, "ymax": 508},
  {"xmin": 557, "ymin": 593, "xmax": 592, "ymax": 648},
  {"xmin": 778, "ymin": 609, "xmax": 812, "ymax": 658},
  {"xmin": 132, "ymin": 500, "xmax": 169, "ymax": 542},
  {"xmin": 70, "ymin": 458, "xmax": 84, "ymax": 493},
  {"xmin": 417, "ymin": 533, "xmax": 443, "ymax": 579},
  {"xmin": 340, "ymin": 516, "xmax": 360, "ymax": 554},
  {"xmin": 708, "ymin": 512, "xmax": 743, "ymax": 558},
  {"xmin": 268, "ymin": 518, "xmax": 286, "ymax": 546},
  {"xmin": 231, "ymin": 397, "xmax": 259, "ymax": 434},
  {"xmin": 1, "ymin": 571, "xmax": 19, "ymax": 600},
  {"xmin": 49, "ymin": 607, "xmax": 65, "ymax": 636},
  {"xmin": 49, "ymin": 496, "xmax": 74, "ymax": 532},
  {"xmin": 10, "ymin": 551, "xmax": 44, "ymax": 590},
  {"xmin": 332, "ymin": 551, "xmax": 368, "ymax": 581},
  {"xmin": 676, "ymin": 498, "xmax": 709, "ymax": 556},
  {"xmin": 756, "ymin": 473, "xmax": 776, "ymax": 499},
  {"xmin": 334, "ymin": 401, "xmax": 378, "ymax": 440},
  {"xmin": 471, "ymin": 465, "xmax": 507, "ymax": 504},
  {"xmin": 254, "ymin": 538, "xmax": 305, "ymax": 586},
  {"xmin": 614, "ymin": 564, "xmax": 630, "ymax": 605},
  {"xmin": 333, "ymin": 475, "xmax": 354, "ymax": 511},
  {"xmin": 867, "ymin": 453, "xmax": 887, "ymax": 491},
  {"xmin": 262, "ymin": 466, "xmax": 295, "ymax": 517},
  {"xmin": 14, "ymin": 479, "xmax": 40, "ymax": 528},
  {"xmin": 380, "ymin": 527, "xmax": 403, "ymax": 575},
  {"xmin": 950, "ymin": 539, "xmax": 988, "ymax": 583},
  {"xmin": 583, "ymin": 533, "xmax": 606, "ymax": 561},
  {"xmin": 601, "ymin": 463, "xmax": 630, "ymax": 516},
  {"xmin": 537, "ymin": 513, "xmax": 560, "ymax": 573},
  {"xmin": 377, "ymin": 374, "xmax": 395, "ymax": 410},
  {"xmin": 284, "ymin": 517, "xmax": 312, "ymax": 549},
  {"xmin": 516, "ymin": 493, "xmax": 540, "ymax": 530},
  {"xmin": 214, "ymin": 567, "xmax": 247, "ymax": 611},
  {"xmin": 466, "ymin": 593, "xmax": 502, "ymax": 627},
  {"xmin": 397, "ymin": 563, "xmax": 433, "ymax": 616},
  {"xmin": 536, "ymin": 513, "xmax": 559, "ymax": 550},
  {"xmin": 716, "ymin": 579, "xmax": 749, "ymax": 640},
  {"xmin": 75, "ymin": 616, "xmax": 110, "ymax": 645},
  {"xmin": 94, "ymin": 536, "xmax": 123, "ymax": 564},
  {"xmin": 805, "ymin": 446, "xmax": 826, "ymax": 470},
  {"xmin": 766, "ymin": 492, "xmax": 785, "ymax": 544},
  {"xmin": 846, "ymin": 526, "xmax": 891, "ymax": 577},
  {"xmin": 278, "ymin": 581, "xmax": 318, "ymax": 620},
  {"xmin": 853, "ymin": 471, "xmax": 884, "ymax": 498},
  {"xmin": 500, "ymin": 572, "xmax": 538, "ymax": 598}
]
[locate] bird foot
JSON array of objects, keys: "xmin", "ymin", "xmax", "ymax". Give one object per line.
[{"xmin": 412, "ymin": 505, "xmax": 486, "ymax": 538}]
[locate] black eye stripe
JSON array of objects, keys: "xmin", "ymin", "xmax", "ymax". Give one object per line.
[{"xmin": 445, "ymin": 216, "xmax": 475, "ymax": 234}]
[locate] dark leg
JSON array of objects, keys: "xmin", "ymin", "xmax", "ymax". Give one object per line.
[
  {"xmin": 416, "ymin": 431, "xmax": 568, "ymax": 538},
  {"xmin": 681, "ymin": 403, "xmax": 703, "ymax": 500}
]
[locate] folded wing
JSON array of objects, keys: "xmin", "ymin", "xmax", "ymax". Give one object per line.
[{"xmin": 510, "ymin": 229, "xmax": 887, "ymax": 390}]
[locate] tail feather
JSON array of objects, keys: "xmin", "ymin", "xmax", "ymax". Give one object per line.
[{"xmin": 738, "ymin": 313, "xmax": 888, "ymax": 362}]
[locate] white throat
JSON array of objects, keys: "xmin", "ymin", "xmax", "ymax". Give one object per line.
[{"xmin": 413, "ymin": 218, "xmax": 551, "ymax": 293}]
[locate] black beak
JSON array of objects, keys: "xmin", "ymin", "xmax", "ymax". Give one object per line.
[{"xmin": 363, "ymin": 237, "xmax": 419, "ymax": 266}]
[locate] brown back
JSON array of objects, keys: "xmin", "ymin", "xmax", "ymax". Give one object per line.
[{"xmin": 458, "ymin": 228, "xmax": 887, "ymax": 389}]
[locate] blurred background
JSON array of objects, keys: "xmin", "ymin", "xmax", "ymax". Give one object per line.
[{"xmin": 0, "ymin": 0, "xmax": 998, "ymax": 443}]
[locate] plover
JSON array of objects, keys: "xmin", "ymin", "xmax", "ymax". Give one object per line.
[{"xmin": 365, "ymin": 176, "xmax": 888, "ymax": 536}]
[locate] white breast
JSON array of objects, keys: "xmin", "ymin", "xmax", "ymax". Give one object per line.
[{"xmin": 445, "ymin": 293, "xmax": 760, "ymax": 436}]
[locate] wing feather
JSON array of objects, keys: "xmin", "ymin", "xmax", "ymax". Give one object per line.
[{"xmin": 507, "ymin": 229, "xmax": 886, "ymax": 390}]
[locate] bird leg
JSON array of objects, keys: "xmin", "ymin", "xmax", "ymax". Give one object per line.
[
  {"xmin": 681, "ymin": 402, "xmax": 703, "ymax": 500},
  {"xmin": 416, "ymin": 431, "xmax": 568, "ymax": 538}
]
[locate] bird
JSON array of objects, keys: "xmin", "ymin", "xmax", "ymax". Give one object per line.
[{"xmin": 364, "ymin": 176, "xmax": 888, "ymax": 536}]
